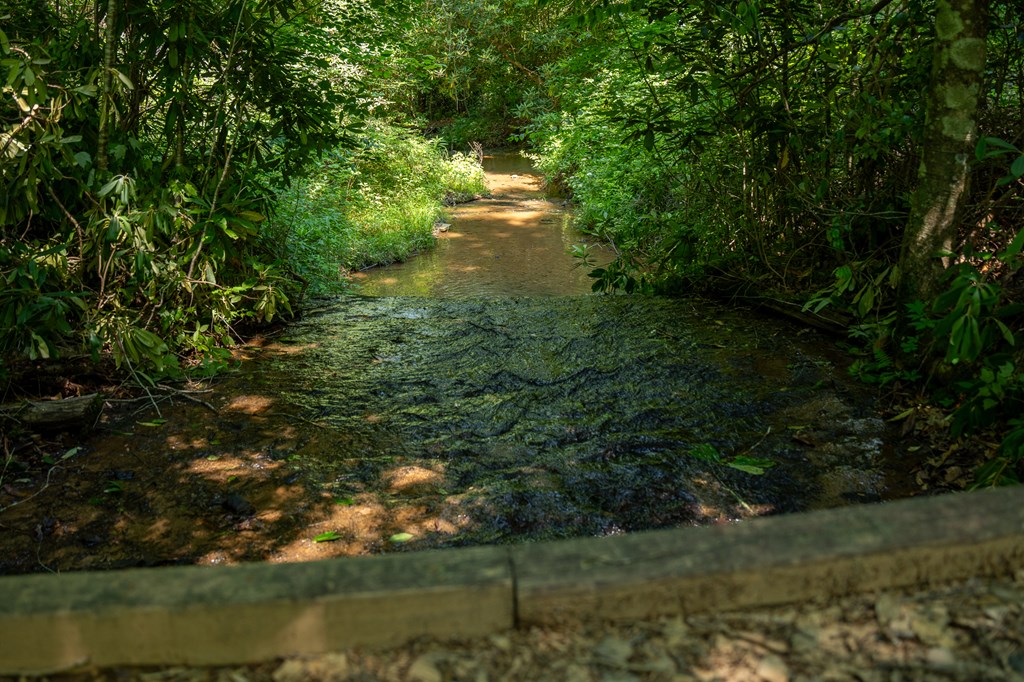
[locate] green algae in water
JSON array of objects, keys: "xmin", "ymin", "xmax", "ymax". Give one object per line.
[{"xmin": 252, "ymin": 296, "xmax": 887, "ymax": 548}]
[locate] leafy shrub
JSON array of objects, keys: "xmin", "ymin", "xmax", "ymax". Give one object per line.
[{"xmin": 266, "ymin": 122, "xmax": 487, "ymax": 295}]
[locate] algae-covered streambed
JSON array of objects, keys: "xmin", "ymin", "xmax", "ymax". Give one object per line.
[
  {"xmin": 0, "ymin": 154, "xmax": 897, "ymax": 573},
  {"xmin": 252, "ymin": 295, "xmax": 888, "ymax": 549}
]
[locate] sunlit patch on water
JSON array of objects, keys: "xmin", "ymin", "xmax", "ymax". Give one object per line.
[{"xmin": 353, "ymin": 152, "xmax": 612, "ymax": 298}]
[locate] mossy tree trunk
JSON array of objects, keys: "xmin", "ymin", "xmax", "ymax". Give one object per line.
[
  {"xmin": 96, "ymin": 0, "xmax": 119, "ymax": 173},
  {"xmin": 899, "ymin": 0, "xmax": 988, "ymax": 304}
]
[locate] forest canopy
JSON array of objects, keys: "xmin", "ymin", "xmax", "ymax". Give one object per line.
[{"xmin": 2, "ymin": 0, "xmax": 1023, "ymax": 481}]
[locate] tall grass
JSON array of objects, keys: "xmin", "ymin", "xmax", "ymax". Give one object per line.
[{"xmin": 268, "ymin": 122, "xmax": 487, "ymax": 296}]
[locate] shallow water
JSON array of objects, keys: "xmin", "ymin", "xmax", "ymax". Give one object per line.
[
  {"xmin": 351, "ymin": 153, "xmax": 610, "ymax": 296},
  {"xmin": 252, "ymin": 296, "xmax": 888, "ymax": 547},
  {"xmin": 0, "ymin": 154, "xmax": 898, "ymax": 574}
]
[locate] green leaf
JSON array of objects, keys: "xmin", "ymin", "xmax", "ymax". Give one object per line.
[
  {"xmin": 727, "ymin": 456, "xmax": 774, "ymax": 475},
  {"xmin": 389, "ymin": 532, "xmax": 414, "ymax": 543},
  {"xmin": 1001, "ymin": 228, "xmax": 1024, "ymax": 259},
  {"xmin": 112, "ymin": 69, "xmax": 134, "ymax": 90},
  {"xmin": 313, "ymin": 531, "xmax": 341, "ymax": 542},
  {"xmin": 977, "ymin": 136, "xmax": 1019, "ymax": 159},
  {"xmin": 887, "ymin": 407, "xmax": 916, "ymax": 422},
  {"xmin": 643, "ymin": 129, "xmax": 655, "ymax": 151},
  {"xmin": 689, "ymin": 443, "xmax": 721, "ymax": 462},
  {"xmin": 137, "ymin": 418, "xmax": 168, "ymax": 427},
  {"xmin": 1011, "ymin": 155, "xmax": 1024, "ymax": 179},
  {"xmin": 98, "ymin": 177, "xmax": 120, "ymax": 197},
  {"xmin": 994, "ymin": 319, "xmax": 1016, "ymax": 346},
  {"xmin": 334, "ymin": 496, "xmax": 355, "ymax": 506},
  {"xmin": 62, "ymin": 446, "xmax": 81, "ymax": 460}
]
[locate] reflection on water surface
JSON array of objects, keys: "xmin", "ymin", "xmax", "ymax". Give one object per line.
[{"xmin": 352, "ymin": 152, "xmax": 610, "ymax": 297}]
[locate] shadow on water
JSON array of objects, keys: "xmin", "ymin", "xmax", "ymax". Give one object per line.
[
  {"xmin": 0, "ymin": 154, "xmax": 899, "ymax": 574},
  {"xmin": 247, "ymin": 296, "xmax": 892, "ymax": 552}
]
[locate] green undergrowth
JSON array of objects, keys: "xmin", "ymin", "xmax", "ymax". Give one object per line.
[{"xmin": 267, "ymin": 122, "xmax": 487, "ymax": 296}]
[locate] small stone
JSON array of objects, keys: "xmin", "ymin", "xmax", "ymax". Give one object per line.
[
  {"xmin": 563, "ymin": 663, "xmax": 593, "ymax": 682},
  {"xmin": 489, "ymin": 633, "xmax": 512, "ymax": 652},
  {"xmin": 594, "ymin": 635, "xmax": 634, "ymax": 667},
  {"xmin": 925, "ymin": 647, "xmax": 956, "ymax": 668},
  {"xmin": 875, "ymin": 594, "xmax": 914, "ymax": 639},
  {"xmin": 1008, "ymin": 649, "xmax": 1024, "ymax": 674},
  {"xmin": 790, "ymin": 624, "xmax": 820, "ymax": 654},
  {"xmin": 407, "ymin": 653, "xmax": 444, "ymax": 682},
  {"xmin": 874, "ymin": 594, "xmax": 900, "ymax": 625},
  {"xmin": 909, "ymin": 605, "xmax": 955, "ymax": 647},
  {"xmin": 222, "ymin": 493, "xmax": 255, "ymax": 516},
  {"xmin": 661, "ymin": 617, "xmax": 690, "ymax": 648},
  {"xmin": 638, "ymin": 654, "xmax": 678, "ymax": 674},
  {"xmin": 599, "ymin": 672, "xmax": 640, "ymax": 682},
  {"xmin": 755, "ymin": 654, "xmax": 790, "ymax": 682},
  {"xmin": 272, "ymin": 660, "xmax": 305, "ymax": 682},
  {"xmin": 272, "ymin": 654, "xmax": 350, "ymax": 682}
]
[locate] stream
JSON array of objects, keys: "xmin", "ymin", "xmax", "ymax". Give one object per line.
[
  {"xmin": 352, "ymin": 153, "xmax": 608, "ymax": 296},
  {"xmin": 240, "ymin": 153, "xmax": 893, "ymax": 548},
  {"xmin": 0, "ymin": 153, "xmax": 900, "ymax": 573}
]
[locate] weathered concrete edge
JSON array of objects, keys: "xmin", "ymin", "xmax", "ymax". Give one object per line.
[
  {"xmin": 1, "ymin": 488, "xmax": 1022, "ymax": 673},
  {"xmin": 513, "ymin": 486, "xmax": 1024, "ymax": 624},
  {"xmin": 0, "ymin": 545, "xmax": 514, "ymax": 672}
]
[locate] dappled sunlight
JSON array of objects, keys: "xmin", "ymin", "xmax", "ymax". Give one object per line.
[
  {"xmin": 259, "ymin": 341, "xmax": 319, "ymax": 356},
  {"xmin": 356, "ymin": 152, "xmax": 611, "ymax": 297},
  {"xmin": 383, "ymin": 464, "xmax": 445, "ymax": 496},
  {"xmin": 165, "ymin": 432, "xmax": 211, "ymax": 451},
  {"xmin": 233, "ymin": 339, "xmax": 320, "ymax": 361},
  {"xmin": 142, "ymin": 518, "xmax": 173, "ymax": 543},
  {"xmin": 184, "ymin": 452, "xmax": 272, "ymax": 478},
  {"xmin": 224, "ymin": 394, "xmax": 276, "ymax": 415}
]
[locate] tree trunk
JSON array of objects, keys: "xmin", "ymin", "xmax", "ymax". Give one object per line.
[
  {"xmin": 96, "ymin": 0, "xmax": 119, "ymax": 172},
  {"xmin": 899, "ymin": 0, "xmax": 988, "ymax": 303}
]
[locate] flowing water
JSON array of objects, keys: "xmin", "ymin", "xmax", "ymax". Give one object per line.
[
  {"xmin": 254, "ymin": 295, "xmax": 889, "ymax": 548},
  {"xmin": 0, "ymin": 153, "xmax": 898, "ymax": 573},
  {"xmin": 351, "ymin": 153, "xmax": 610, "ymax": 296},
  {"xmin": 239, "ymin": 152, "xmax": 894, "ymax": 548}
]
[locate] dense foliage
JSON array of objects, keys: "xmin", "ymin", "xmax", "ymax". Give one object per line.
[
  {"xmin": 1, "ymin": 0, "xmax": 481, "ymax": 381},
  {"xmin": 268, "ymin": 121, "xmax": 486, "ymax": 295},
  {"xmin": 516, "ymin": 0, "xmax": 1023, "ymax": 484}
]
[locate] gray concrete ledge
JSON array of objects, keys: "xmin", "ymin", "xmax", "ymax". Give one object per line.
[{"xmin": 1, "ymin": 488, "xmax": 1022, "ymax": 673}]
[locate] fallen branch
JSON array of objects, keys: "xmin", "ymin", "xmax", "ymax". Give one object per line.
[{"xmin": 0, "ymin": 394, "xmax": 104, "ymax": 432}]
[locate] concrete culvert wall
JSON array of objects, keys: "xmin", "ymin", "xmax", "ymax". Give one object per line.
[{"xmin": 1, "ymin": 486, "xmax": 1022, "ymax": 674}]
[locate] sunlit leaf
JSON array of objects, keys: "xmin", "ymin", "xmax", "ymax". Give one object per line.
[
  {"xmin": 727, "ymin": 456, "xmax": 774, "ymax": 475},
  {"xmin": 137, "ymin": 418, "xmax": 168, "ymax": 427},
  {"xmin": 313, "ymin": 531, "xmax": 342, "ymax": 542}
]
